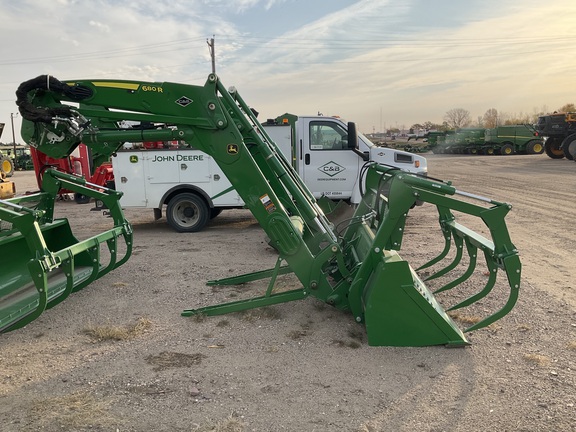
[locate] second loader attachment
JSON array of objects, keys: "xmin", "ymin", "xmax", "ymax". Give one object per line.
[{"xmin": 0, "ymin": 169, "xmax": 132, "ymax": 333}]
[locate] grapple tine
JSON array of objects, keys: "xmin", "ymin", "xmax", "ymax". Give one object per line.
[
  {"xmin": 433, "ymin": 236, "xmax": 478, "ymax": 294},
  {"xmin": 424, "ymin": 234, "xmax": 464, "ymax": 281},
  {"xmin": 447, "ymin": 249, "xmax": 498, "ymax": 311},
  {"xmin": 464, "ymin": 253, "xmax": 521, "ymax": 332},
  {"xmin": 416, "ymin": 229, "xmax": 451, "ymax": 271}
]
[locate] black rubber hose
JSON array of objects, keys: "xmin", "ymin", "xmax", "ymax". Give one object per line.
[{"xmin": 15, "ymin": 75, "xmax": 93, "ymax": 123}]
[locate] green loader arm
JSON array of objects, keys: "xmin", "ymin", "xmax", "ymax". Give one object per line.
[{"xmin": 1, "ymin": 74, "xmax": 522, "ymax": 346}]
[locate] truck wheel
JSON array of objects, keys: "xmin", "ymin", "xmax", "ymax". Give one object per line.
[
  {"xmin": 544, "ymin": 137, "xmax": 565, "ymax": 159},
  {"xmin": 74, "ymin": 193, "xmax": 91, "ymax": 204},
  {"xmin": 210, "ymin": 208, "xmax": 223, "ymax": 219},
  {"xmin": 499, "ymin": 143, "xmax": 514, "ymax": 155},
  {"xmin": 166, "ymin": 193, "xmax": 209, "ymax": 232},
  {"xmin": 0, "ymin": 156, "xmax": 14, "ymax": 177},
  {"xmin": 561, "ymin": 133, "xmax": 576, "ymax": 160},
  {"xmin": 525, "ymin": 140, "xmax": 544, "ymax": 155}
]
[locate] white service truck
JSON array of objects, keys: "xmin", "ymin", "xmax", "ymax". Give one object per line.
[{"xmin": 111, "ymin": 114, "xmax": 427, "ymax": 232}]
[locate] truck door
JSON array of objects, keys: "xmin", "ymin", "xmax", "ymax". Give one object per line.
[
  {"xmin": 301, "ymin": 119, "xmax": 360, "ymax": 200},
  {"xmin": 112, "ymin": 151, "xmax": 148, "ymax": 207}
]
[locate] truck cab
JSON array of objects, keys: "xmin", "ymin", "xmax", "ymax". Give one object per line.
[{"xmin": 263, "ymin": 114, "xmax": 426, "ymax": 203}]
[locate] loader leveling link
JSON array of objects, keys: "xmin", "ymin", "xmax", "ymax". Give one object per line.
[{"xmin": 4, "ymin": 74, "xmax": 521, "ymax": 346}]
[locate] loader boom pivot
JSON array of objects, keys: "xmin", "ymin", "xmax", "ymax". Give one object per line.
[{"xmin": 1, "ymin": 74, "xmax": 521, "ymax": 345}]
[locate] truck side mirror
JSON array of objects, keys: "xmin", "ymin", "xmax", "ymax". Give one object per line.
[
  {"xmin": 347, "ymin": 122, "xmax": 358, "ymax": 149},
  {"xmin": 348, "ymin": 121, "xmax": 370, "ymax": 161}
]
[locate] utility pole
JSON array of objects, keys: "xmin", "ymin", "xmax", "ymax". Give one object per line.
[
  {"xmin": 10, "ymin": 113, "xmax": 18, "ymax": 157},
  {"xmin": 207, "ymin": 35, "xmax": 216, "ymax": 74}
]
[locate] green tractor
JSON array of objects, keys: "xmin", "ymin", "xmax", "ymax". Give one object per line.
[
  {"xmin": 0, "ymin": 152, "xmax": 14, "ymax": 177},
  {"xmin": 0, "ymin": 74, "xmax": 521, "ymax": 346},
  {"xmin": 535, "ymin": 112, "xmax": 576, "ymax": 160}
]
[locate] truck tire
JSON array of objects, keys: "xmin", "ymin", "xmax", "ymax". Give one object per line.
[
  {"xmin": 74, "ymin": 193, "xmax": 91, "ymax": 204},
  {"xmin": 0, "ymin": 156, "xmax": 14, "ymax": 177},
  {"xmin": 525, "ymin": 140, "xmax": 544, "ymax": 155},
  {"xmin": 499, "ymin": 143, "xmax": 514, "ymax": 155},
  {"xmin": 210, "ymin": 208, "xmax": 223, "ymax": 219},
  {"xmin": 544, "ymin": 137, "xmax": 565, "ymax": 159},
  {"xmin": 166, "ymin": 192, "xmax": 209, "ymax": 232},
  {"xmin": 561, "ymin": 133, "xmax": 576, "ymax": 160}
]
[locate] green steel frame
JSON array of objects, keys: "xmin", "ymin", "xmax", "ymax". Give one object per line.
[{"xmin": 2, "ymin": 74, "xmax": 522, "ymax": 345}]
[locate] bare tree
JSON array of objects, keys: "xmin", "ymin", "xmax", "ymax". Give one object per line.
[
  {"xmin": 558, "ymin": 103, "xmax": 576, "ymax": 112},
  {"xmin": 482, "ymin": 108, "xmax": 499, "ymax": 128},
  {"xmin": 443, "ymin": 108, "xmax": 471, "ymax": 129}
]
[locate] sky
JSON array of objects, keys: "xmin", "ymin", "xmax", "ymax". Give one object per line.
[{"xmin": 1, "ymin": 0, "xmax": 575, "ymax": 143}]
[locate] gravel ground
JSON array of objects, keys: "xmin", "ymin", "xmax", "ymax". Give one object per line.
[{"xmin": 0, "ymin": 153, "xmax": 575, "ymax": 431}]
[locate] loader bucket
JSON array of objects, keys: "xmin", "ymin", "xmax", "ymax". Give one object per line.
[
  {"xmin": 343, "ymin": 164, "xmax": 521, "ymax": 345},
  {"xmin": 0, "ymin": 169, "xmax": 132, "ymax": 333},
  {"xmin": 184, "ymin": 164, "xmax": 521, "ymax": 346}
]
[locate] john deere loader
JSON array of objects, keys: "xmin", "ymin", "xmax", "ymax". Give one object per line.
[{"xmin": 0, "ymin": 74, "xmax": 521, "ymax": 346}]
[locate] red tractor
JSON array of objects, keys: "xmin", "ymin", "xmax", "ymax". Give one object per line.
[{"xmin": 30, "ymin": 144, "xmax": 114, "ymax": 203}]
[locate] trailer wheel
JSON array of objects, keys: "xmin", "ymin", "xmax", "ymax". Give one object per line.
[
  {"xmin": 525, "ymin": 140, "xmax": 544, "ymax": 155},
  {"xmin": 166, "ymin": 193, "xmax": 209, "ymax": 232},
  {"xmin": 561, "ymin": 133, "xmax": 576, "ymax": 160},
  {"xmin": 486, "ymin": 147, "xmax": 495, "ymax": 155},
  {"xmin": 498, "ymin": 143, "xmax": 514, "ymax": 155},
  {"xmin": 544, "ymin": 137, "xmax": 565, "ymax": 159},
  {"xmin": 0, "ymin": 156, "xmax": 14, "ymax": 177}
]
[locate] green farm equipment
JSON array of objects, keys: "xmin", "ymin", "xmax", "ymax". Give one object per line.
[
  {"xmin": 1, "ymin": 74, "xmax": 522, "ymax": 346},
  {"xmin": 484, "ymin": 125, "xmax": 544, "ymax": 155},
  {"xmin": 535, "ymin": 112, "xmax": 576, "ymax": 160},
  {"xmin": 0, "ymin": 168, "xmax": 132, "ymax": 332}
]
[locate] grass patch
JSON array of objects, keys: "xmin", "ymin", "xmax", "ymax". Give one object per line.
[
  {"xmin": 192, "ymin": 313, "xmax": 207, "ymax": 323},
  {"xmin": 287, "ymin": 329, "xmax": 308, "ymax": 340},
  {"xmin": 312, "ymin": 300, "xmax": 327, "ymax": 311},
  {"xmin": 523, "ymin": 353, "xmax": 551, "ymax": 367},
  {"xmin": 216, "ymin": 320, "xmax": 230, "ymax": 327},
  {"xmin": 447, "ymin": 311, "xmax": 482, "ymax": 325},
  {"xmin": 194, "ymin": 413, "xmax": 245, "ymax": 432},
  {"xmin": 347, "ymin": 327, "xmax": 365, "ymax": 342},
  {"xmin": 567, "ymin": 341, "xmax": 576, "ymax": 351},
  {"xmin": 32, "ymin": 392, "xmax": 118, "ymax": 429},
  {"xmin": 238, "ymin": 306, "xmax": 281, "ymax": 322},
  {"xmin": 332, "ymin": 339, "xmax": 361, "ymax": 349},
  {"xmin": 83, "ymin": 317, "xmax": 152, "ymax": 341},
  {"xmin": 146, "ymin": 351, "xmax": 206, "ymax": 371}
]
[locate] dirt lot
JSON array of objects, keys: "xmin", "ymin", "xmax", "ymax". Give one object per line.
[{"xmin": 1, "ymin": 153, "xmax": 575, "ymax": 431}]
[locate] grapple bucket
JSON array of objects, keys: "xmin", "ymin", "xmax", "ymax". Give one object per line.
[
  {"xmin": 343, "ymin": 164, "xmax": 521, "ymax": 345},
  {"xmin": 184, "ymin": 163, "xmax": 521, "ymax": 347},
  {"xmin": 0, "ymin": 169, "xmax": 132, "ymax": 333}
]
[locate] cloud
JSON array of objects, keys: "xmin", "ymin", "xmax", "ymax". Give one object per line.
[{"xmin": 1, "ymin": 0, "xmax": 575, "ymax": 143}]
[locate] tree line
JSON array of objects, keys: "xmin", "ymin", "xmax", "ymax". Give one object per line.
[{"xmin": 407, "ymin": 103, "xmax": 575, "ymax": 132}]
